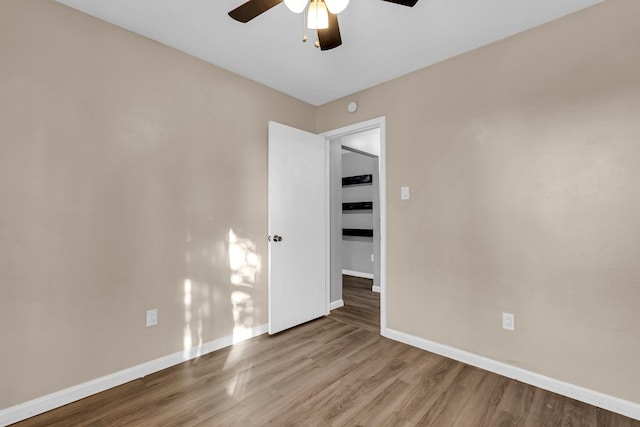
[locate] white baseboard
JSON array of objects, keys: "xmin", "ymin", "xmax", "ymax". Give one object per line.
[
  {"xmin": 384, "ymin": 328, "xmax": 640, "ymax": 421},
  {"xmin": 342, "ymin": 269, "xmax": 374, "ymax": 279},
  {"xmin": 0, "ymin": 324, "xmax": 268, "ymax": 426},
  {"xmin": 372, "ymin": 285, "xmax": 381, "ymax": 293},
  {"xmin": 330, "ymin": 299, "xmax": 344, "ymax": 310}
]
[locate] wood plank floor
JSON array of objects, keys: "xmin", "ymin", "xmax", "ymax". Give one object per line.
[
  {"xmin": 13, "ymin": 281, "xmax": 639, "ymax": 426},
  {"xmin": 329, "ymin": 275, "xmax": 379, "ymax": 333}
]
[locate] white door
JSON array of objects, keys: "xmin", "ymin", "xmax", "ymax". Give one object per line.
[{"xmin": 268, "ymin": 121, "xmax": 327, "ymax": 334}]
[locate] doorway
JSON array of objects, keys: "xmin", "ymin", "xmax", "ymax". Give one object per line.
[
  {"xmin": 322, "ymin": 117, "xmax": 386, "ymax": 335},
  {"xmin": 330, "ymin": 274, "xmax": 380, "ymax": 333}
]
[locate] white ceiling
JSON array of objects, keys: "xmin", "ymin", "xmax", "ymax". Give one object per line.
[{"xmin": 56, "ymin": 0, "xmax": 602, "ymax": 106}]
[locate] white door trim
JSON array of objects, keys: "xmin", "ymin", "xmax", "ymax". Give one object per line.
[
  {"xmin": 325, "ymin": 133, "xmax": 331, "ymax": 316},
  {"xmin": 321, "ymin": 116, "xmax": 387, "ymax": 335}
]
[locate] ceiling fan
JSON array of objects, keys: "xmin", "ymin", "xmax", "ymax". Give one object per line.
[{"xmin": 228, "ymin": 0, "xmax": 419, "ymax": 51}]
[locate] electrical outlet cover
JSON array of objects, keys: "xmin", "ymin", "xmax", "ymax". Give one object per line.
[
  {"xmin": 146, "ymin": 309, "xmax": 158, "ymax": 327},
  {"xmin": 502, "ymin": 312, "xmax": 514, "ymax": 331}
]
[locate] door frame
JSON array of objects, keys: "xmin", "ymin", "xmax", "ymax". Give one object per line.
[{"xmin": 321, "ymin": 116, "xmax": 387, "ymax": 335}]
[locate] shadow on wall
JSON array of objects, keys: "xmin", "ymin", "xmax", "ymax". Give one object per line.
[{"xmin": 180, "ymin": 227, "xmax": 261, "ymax": 359}]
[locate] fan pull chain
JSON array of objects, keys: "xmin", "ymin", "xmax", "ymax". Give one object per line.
[
  {"xmin": 311, "ymin": 2, "xmax": 318, "ymax": 48},
  {"xmin": 302, "ymin": 6, "xmax": 308, "ymax": 42}
]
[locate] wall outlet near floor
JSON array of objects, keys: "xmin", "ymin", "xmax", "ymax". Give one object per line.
[
  {"xmin": 371, "ymin": 254, "xmax": 374, "ymax": 262},
  {"xmin": 502, "ymin": 312, "xmax": 515, "ymax": 331},
  {"xmin": 146, "ymin": 309, "xmax": 158, "ymax": 327}
]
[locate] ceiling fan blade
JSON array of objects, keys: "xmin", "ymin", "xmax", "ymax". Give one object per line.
[
  {"xmin": 228, "ymin": 0, "xmax": 283, "ymax": 23},
  {"xmin": 381, "ymin": 0, "xmax": 419, "ymax": 6},
  {"xmin": 318, "ymin": 13, "xmax": 342, "ymax": 51}
]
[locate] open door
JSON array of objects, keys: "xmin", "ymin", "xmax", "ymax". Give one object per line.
[{"xmin": 268, "ymin": 121, "xmax": 327, "ymax": 334}]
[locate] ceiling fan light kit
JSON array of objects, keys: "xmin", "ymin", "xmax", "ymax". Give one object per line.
[
  {"xmin": 324, "ymin": 0, "xmax": 349, "ymax": 14},
  {"xmin": 228, "ymin": 0, "xmax": 419, "ymax": 51},
  {"xmin": 284, "ymin": 0, "xmax": 307, "ymax": 14},
  {"xmin": 284, "ymin": 0, "xmax": 348, "ymax": 15},
  {"xmin": 307, "ymin": 0, "xmax": 329, "ymax": 30}
]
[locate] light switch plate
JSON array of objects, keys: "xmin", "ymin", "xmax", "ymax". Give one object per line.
[{"xmin": 401, "ymin": 186, "xmax": 410, "ymax": 200}]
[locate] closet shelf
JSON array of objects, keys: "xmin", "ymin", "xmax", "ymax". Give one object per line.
[
  {"xmin": 342, "ymin": 201, "xmax": 373, "ymax": 211},
  {"xmin": 342, "ymin": 228, "xmax": 373, "ymax": 238},
  {"xmin": 342, "ymin": 174, "xmax": 372, "ymax": 186}
]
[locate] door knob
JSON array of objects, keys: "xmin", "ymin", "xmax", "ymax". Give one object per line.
[{"xmin": 272, "ymin": 235, "xmax": 283, "ymax": 242}]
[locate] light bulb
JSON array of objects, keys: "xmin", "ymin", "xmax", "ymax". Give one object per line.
[
  {"xmin": 324, "ymin": 0, "xmax": 349, "ymax": 14},
  {"xmin": 284, "ymin": 0, "xmax": 308, "ymax": 14},
  {"xmin": 307, "ymin": 0, "xmax": 329, "ymax": 29}
]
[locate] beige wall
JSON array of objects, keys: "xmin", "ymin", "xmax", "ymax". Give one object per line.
[
  {"xmin": 2, "ymin": 0, "xmax": 640, "ymax": 414},
  {"xmin": 318, "ymin": 0, "xmax": 640, "ymax": 403},
  {"xmin": 0, "ymin": 0, "xmax": 315, "ymax": 409}
]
